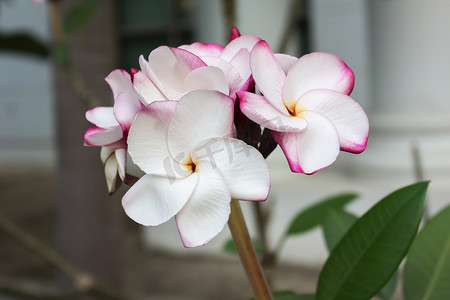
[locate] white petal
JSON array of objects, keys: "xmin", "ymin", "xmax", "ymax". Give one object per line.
[
  {"xmin": 282, "ymin": 52, "xmax": 355, "ymax": 109},
  {"xmin": 178, "ymin": 42, "xmax": 224, "ymax": 57},
  {"xmin": 122, "ymin": 173, "xmax": 199, "ymax": 226},
  {"xmin": 104, "ymin": 154, "xmax": 119, "ymax": 194},
  {"xmin": 84, "ymin": 125, "xmax": 123, "ymax": 147},
  {"xmin": 183, "ymin": 66, "xmax": 230, "ymax": 96},
  {"xmin": 297, "ymin": 89, "xmax": 369, "ymax": 153},
  {"xmin": 238, "ymin": 91, "xmax": 306, "ymax": 132},
  {"xmin": 168, "ymin": 90, "xmax": 234, "ymax": 164},
  {"xmin": 105, "ymin": 69, "xmax": 140, "ymax": 100},
  {"xmin": 139, "ymin": 55, "xmax": 157, "ymax": 84},
  {"xmin": 220, "ymin": 35, "xmax": 261, "ymax": 62},
  {"xmin": 113, "ymin": 92, "xmax": 142, "ymax": 132},
  {"xmin": 229, "ymin": 48, "xmax": 252, "ymax": 84},
  {"xmin": 175, "ymin": 162, "xmax": 231, "ymax": 247},
  {"xmin": 115, "ymin": 148, "xmax": 127, "ymax": 180},
  {"xmin": 272, "ymin": 111, "xmax": 340, "ymax": 174},
  {"xmin": 192, "ymin": 138, "xmax": 270, "ymax": 201},
  {"xmin": 133, "ymin": 70, "xmax": 166, "ymax": 105},
  {"xmin": 251, "ymin": 41, "xmax": 289, "ymax": 114},
  {"xmin": 275, "ymin": 53, "xmax": 297, "ymax": 74},
  {"xmin": 100, "ymin": 147, "xmax": 115, "ymax": 164},
  {"xmin": 148, "ymin": 46, "xmax": 206, "ymax": 99},
  {"xmin": 86, "ymin": 107, "xmax": 118, "ymax": 128},
  {"xmin": 128, "ymin": 101, "xmax": 190, "ymax": 177},
  {"xmin": 200, "ymin": 56, "xmax": 244, "ymax": 97}
]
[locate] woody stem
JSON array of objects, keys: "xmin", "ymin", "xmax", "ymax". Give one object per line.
[{"xmin": 228, "ymin": 200, "xmax": 273, "ymax": 300}]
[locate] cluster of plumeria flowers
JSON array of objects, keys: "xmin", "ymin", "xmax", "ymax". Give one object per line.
[{"xmin": 84, "ymin": 28, "xmax": 369, "ymax": 248}]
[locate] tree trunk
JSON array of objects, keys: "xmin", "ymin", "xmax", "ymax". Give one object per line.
[{"xmin": 53, "ymin": 0, "xmax": 123, "ymax": 291}]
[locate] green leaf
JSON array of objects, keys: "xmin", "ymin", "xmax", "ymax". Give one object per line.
[
  {"xmin": 0, "ymin": 32, "xmax": 49, "ymax": 58},
  {"xmin": 403, "ymin": 204, "xmax": 450, "ymax": 300},
  {"xmin": 286, "ymin": 193, "xmax": 359, "ymax": 236},
  {"xmin": 322, "ymin": 209, "xmax": 358, "ymax": 252},
  {"xmin": 316, "ymin": 182, "xmax": 429, "ymax": 300},
  {"xmin": 63, "ymin": 0, "xmax": 98, "ymax": 35},
  {"xmin": 322, "ymin": 209, "xmax": 398, "ymax": 300},
  {"xmin": 223, "ymin": 238, "xmax": 263, "ymax": 255},
  {"xmin": 53, "ymin": 42, "xmax": 69, "ymax": 66},
  {"xmin": 249, "ymin": 291, "xmax": 314, "ymax": 300}
]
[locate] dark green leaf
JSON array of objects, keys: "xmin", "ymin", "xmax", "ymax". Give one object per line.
[
  {"xmin": 249, "ymin": 291, "xmax": 314, "ymax": 300},
  {"xmin": 404, "ymin": 204, "xmax": 450, "ymax": 300},
  {"xmin": 63, "ymin": 0, "xmax": 98, "ymax": 35},
  {"xmin": 0, "ymin": 32, "xmax": 49, "ymax": 58},
  {"xmin": 322, "ymin": 209, "xmax": 358, "ymax": 252},
  {"xmin": 223, "ymin": 238, "xmax": 263, "ymax": 255},
  {"xmin": 286, "ymin": 193, "xmax": 359, "ymax": 236},
  {"xmin": 322, "ymin": 209, "xmax": 398, "ymax": 300},
  {"xmin": 317, "ymin": 182, "xmax": 429, "ymax": 300}
]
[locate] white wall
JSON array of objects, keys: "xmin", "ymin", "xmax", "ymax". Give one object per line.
[{"xmin": 0, "ymin": 1, "xmax": 54, "ymax": 167}]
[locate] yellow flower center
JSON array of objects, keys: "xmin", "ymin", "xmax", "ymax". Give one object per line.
[
  {"xmin": 181, "ymin": 155, "xmax": 197, "ymax": 173},
  {"xmin": 285, "ymin": 101, "xmax": 305, "ymax": 118},
  {"xmin": 285, "ymin": 102, "xmax": 296, "ymax": 116}
]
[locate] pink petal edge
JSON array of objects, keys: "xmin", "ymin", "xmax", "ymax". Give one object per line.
[{"xmin": 229, "ymin": 27, "xmax": 241, "ymax": 42}]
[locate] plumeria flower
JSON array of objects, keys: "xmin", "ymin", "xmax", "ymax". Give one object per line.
[
  {"xmin": 179, "ymin": 28, "xmax": 261, "ymax": 98},
  {"xmin": 84, "ymin": 69, "xmax": 143, "ymax": 193},
  {"xmin": 108, "ymin": 46, "xmax": 230, "ymax": 110},
  {"xmin": 123, "ymin": 89, "xmax": 271, "ymax": 247},
  {"xmin": 138, "ymin": 46, "xmax": 229, "ymax": 101},
  {"xmin": 85, "ymin": 45, "xmax": 232, "ymax": 193},
  {"xmin": 238, "ymin": 41, "xmax": 369, "ymax": 174},
  {"xmin": 84, "ymin": 105, "xmax": 127, "ymax": 194}
]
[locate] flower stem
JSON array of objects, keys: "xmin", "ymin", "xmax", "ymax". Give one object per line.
[{"xmin": 228, "ymin": 200, "xmax": 273, "ymax": 300}]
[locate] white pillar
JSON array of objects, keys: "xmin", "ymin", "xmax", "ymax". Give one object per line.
[
  {"xmin": 193, "ymin": 0, "xmax": 226, "ymax": 44},
  {"xmin": 309, "ymin": 0, "xmax": 372, "ymax": 111},
  {"xmin": 353, "ymin": 0, "xmax": 450, "ymax": 216},
  {"xmin": 365, "ymin": 0, "xmax": 450, "ymax": 179},
  {"xmin": 371, "ymin": 0, "xmax": 450, "ymax": 113}
]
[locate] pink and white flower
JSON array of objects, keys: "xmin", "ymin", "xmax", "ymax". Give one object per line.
[
  {"xmin": 85, "ymin": 45, "xmax": 232, "ymax": 193},
  {"xmin": 84, "ymin": 69, "xmax": 143, "ymax": 193},
  {"xmin": 105, "ymin": 46, "xmax": 230, "ymax": 112},
  {"xmin": 238, "ymin": 41, "xmax": 369, "ymax": 174},
  {"xmin": 123, "ymin": 89, "xmax": 271, "ymax": 247},
  {"xmin": 179, "ymin": 30, "xmax": 261, "ymax": 98},
  {"xmin": 138, "ymin": 46, "xmax": 229, "ymax": 101}
]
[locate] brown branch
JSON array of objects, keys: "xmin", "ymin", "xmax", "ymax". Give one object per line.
[
  {"xmin": 0, "ymin": 213, "xmax": 89, "ymax": 286},
  {"xmin": 65, "ymin": 64, "xmax": 104, "ymax": 108},
  {"xmin": 0, "ymin": 280, "xmax": 82, "ymax": 300},
  {"xmin": 0, "ymin": 213, "xmax": 134, "ymax": 300}
]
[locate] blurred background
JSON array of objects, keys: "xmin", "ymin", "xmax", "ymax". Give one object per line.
[{"xmin": 1, "ymin": 0, "xmax": 450, "ymax": 299}]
